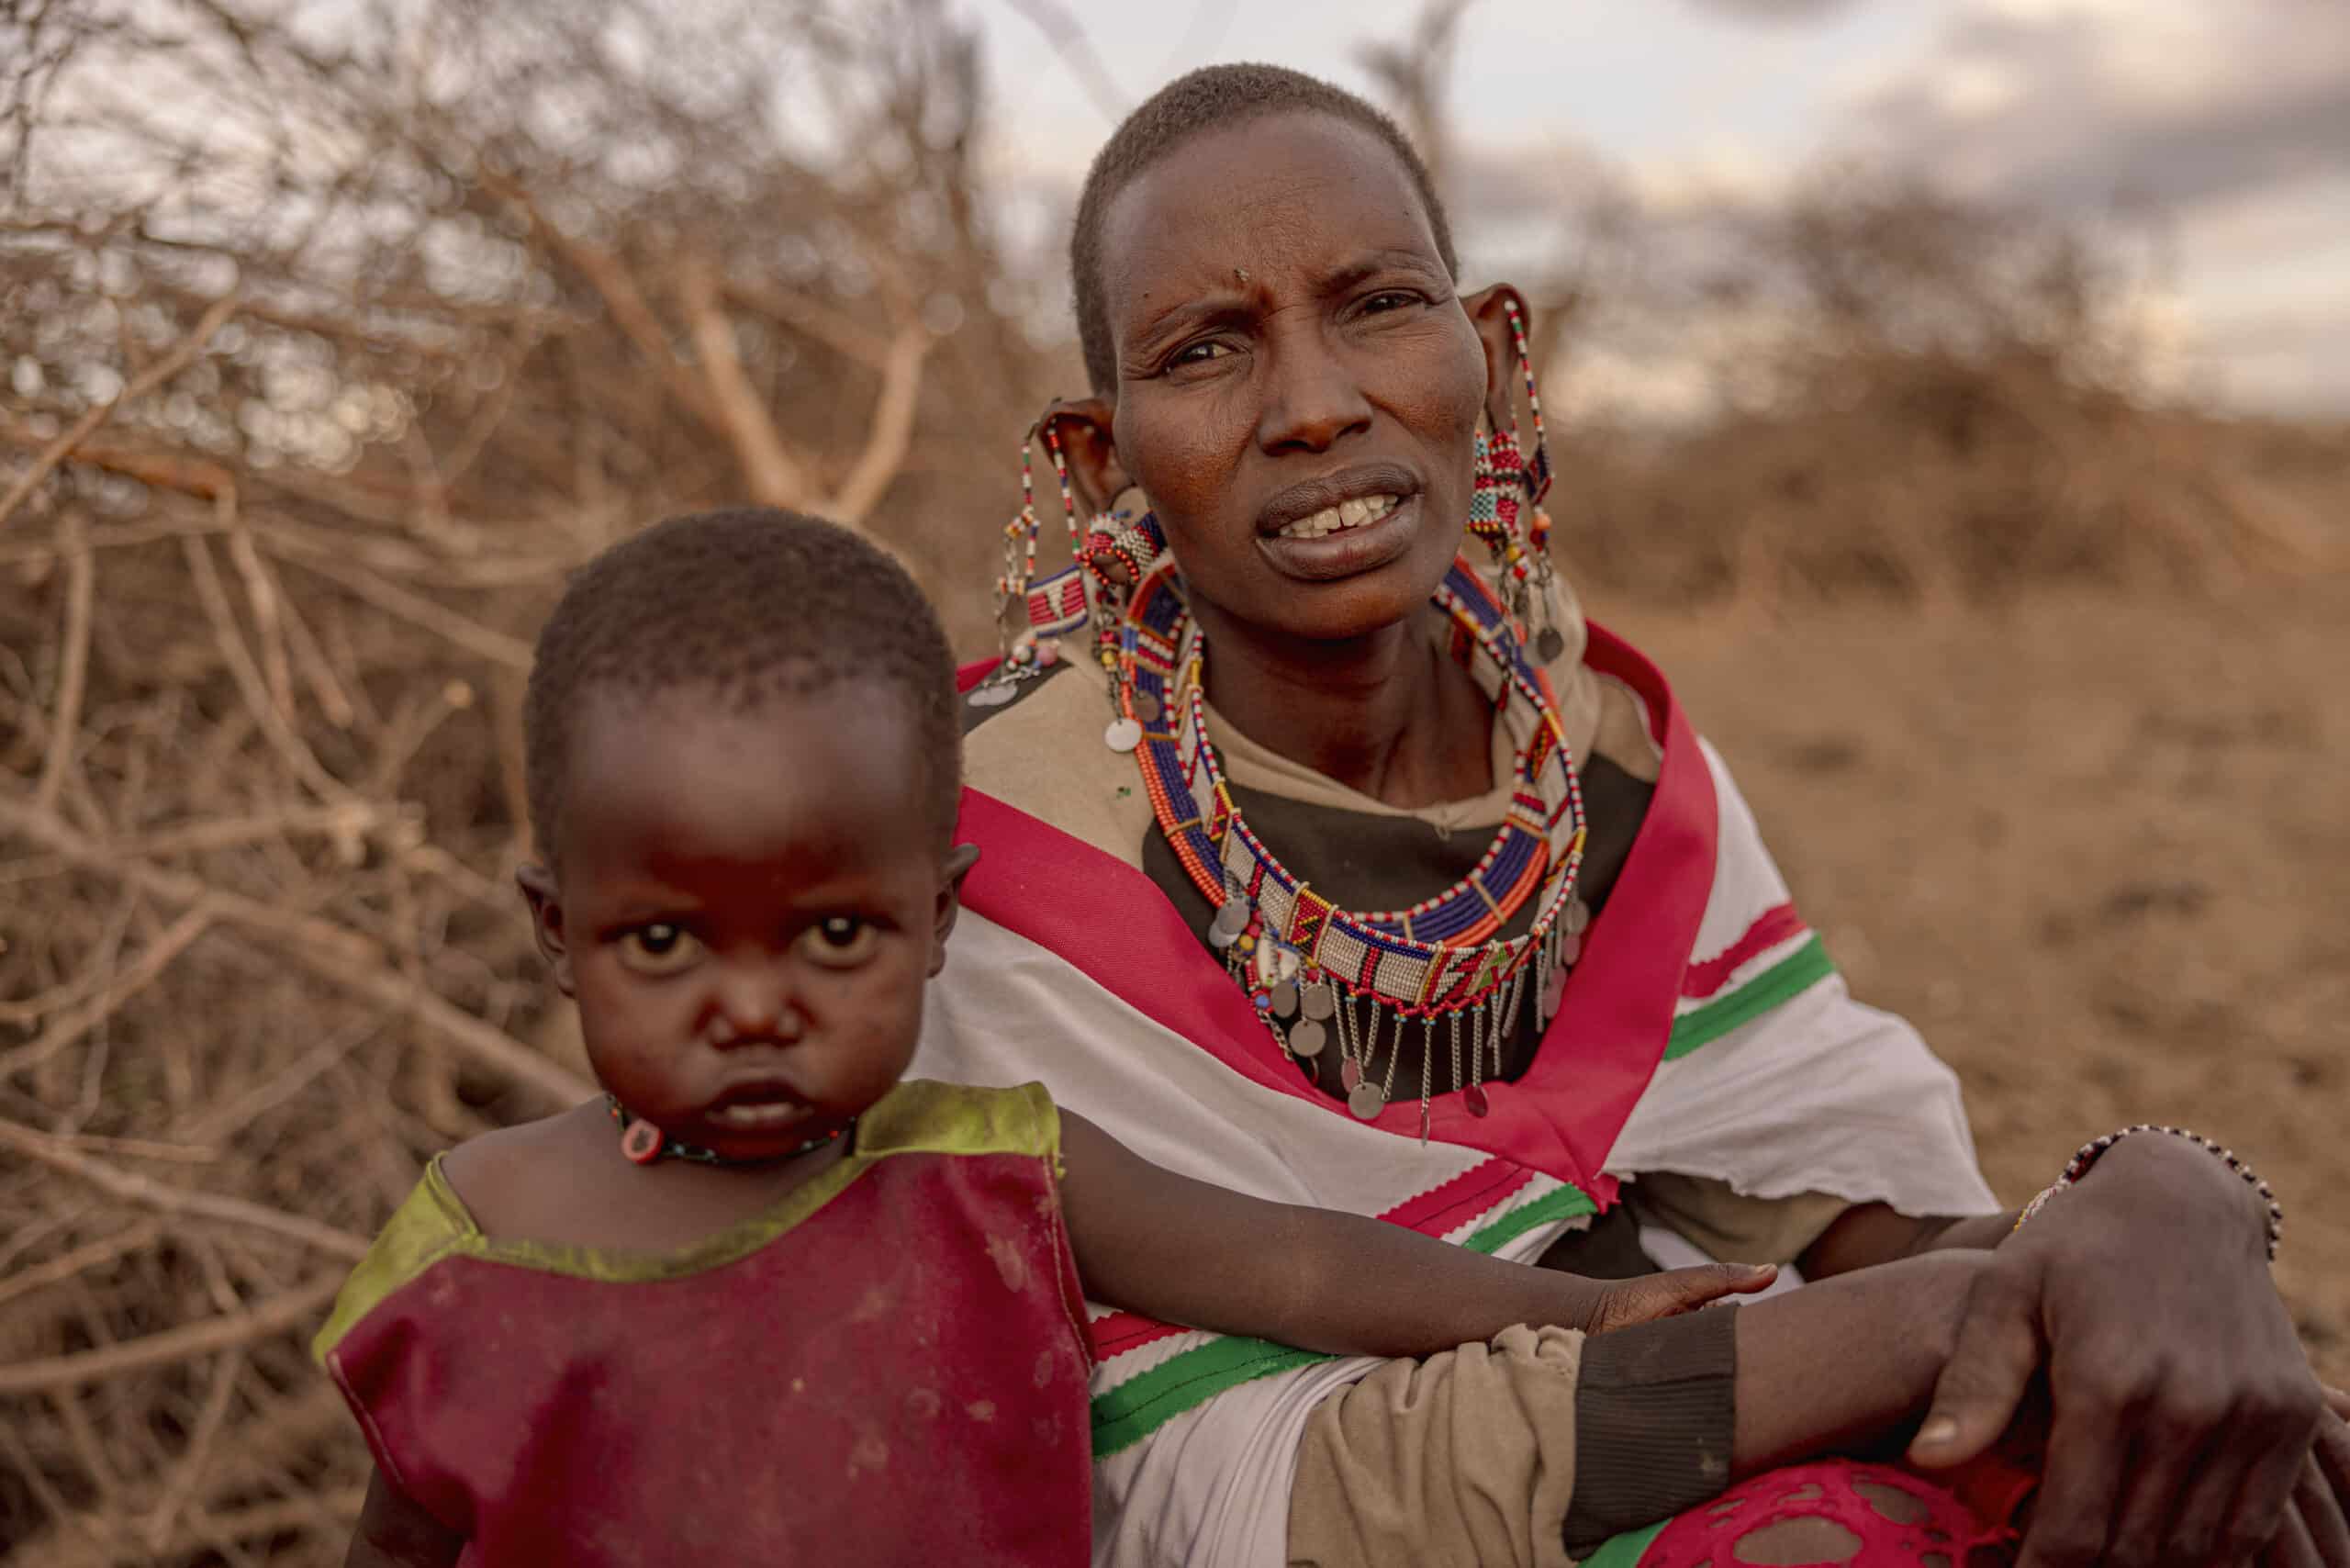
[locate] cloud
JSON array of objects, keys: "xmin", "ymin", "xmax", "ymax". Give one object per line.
[
  {"xmin": 1672, "ymin": 0, "xmax": 1869, "ymax": 23},
  {"xmin": 1842, "ymin": 4, "xmax": 2350, "ymax": 216}
]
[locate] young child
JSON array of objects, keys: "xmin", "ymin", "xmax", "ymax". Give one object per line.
[{"xmin": 316, "ymin": 508, "xmax": 1773, "ymax": 1566}]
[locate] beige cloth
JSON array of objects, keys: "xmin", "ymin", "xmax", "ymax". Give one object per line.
[
  {"xmin": 1631, "ymin": 1176, "xmax": 1852, "ymax": 1270},
  {"xmin": 1287, "ymin": 1324, "xmax": 1588, "ymax": 1568}
]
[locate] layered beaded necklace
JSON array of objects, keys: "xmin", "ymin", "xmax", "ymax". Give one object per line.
[{"xmin": 1112, "ymin": 554, "xmax": 1589, "ymax": 1129}]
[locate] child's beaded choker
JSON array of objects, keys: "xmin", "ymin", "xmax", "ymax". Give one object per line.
[{"xmin": 605, "ymin": 1093, "xmax": 848, "ymax": 1167}]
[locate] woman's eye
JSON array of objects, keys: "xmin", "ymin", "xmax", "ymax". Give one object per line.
[
  {"xmin": 1169, "ymin": 340, "xmax": 1233, "ymax": 368},
  {"xmin": 799, "ymin": 916, "xmax": 880, "ymax": 969},
  {"xmin": 618, "ymin": 923, "xmax": 705, "ymax": 975}
]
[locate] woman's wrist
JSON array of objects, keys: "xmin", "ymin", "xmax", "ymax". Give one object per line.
[
  {"xmin": 1729, "ymin": 1249, "xmax": 1990, "ymax": 1476},
  {"xmin": 2035, "ymin": 1126, "xmax": 2281, "ymax": 1263}
]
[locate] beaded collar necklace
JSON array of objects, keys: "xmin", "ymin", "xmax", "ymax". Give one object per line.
[
  {"xmin": 1112, "ymin": 554, "xmax": 1589, "ymax": 1124},
  {"xmin": 604, "ymin": 1093, "xmax": 849, "ymax": 1167}
]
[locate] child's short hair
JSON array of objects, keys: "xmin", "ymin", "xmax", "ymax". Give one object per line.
[{"xmin": 522, "ymin": 508, "xmax": 960, "ymax": 861}]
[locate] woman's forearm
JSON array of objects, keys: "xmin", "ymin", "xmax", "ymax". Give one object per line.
[{"xmin": 1731, "ymin": 1249, "xmax": 1987, "ymax": 1476}]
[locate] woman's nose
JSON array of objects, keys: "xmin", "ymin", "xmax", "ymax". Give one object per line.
[{"xmin": 1256, "ymin": 324, "xmax": 1372, "ymax": 455}]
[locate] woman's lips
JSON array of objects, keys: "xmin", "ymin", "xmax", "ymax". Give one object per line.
[{"xmin": 1256, "ymin": 492, "xmax": 1421, "ymax": 583}]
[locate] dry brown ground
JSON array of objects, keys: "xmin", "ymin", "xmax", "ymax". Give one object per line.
[{"xmin": 1606, "ymin": 577, "xmax": 2350, "ymax": 1383}]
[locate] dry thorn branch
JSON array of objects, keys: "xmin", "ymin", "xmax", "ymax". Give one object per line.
[
  {"xmin": 0, "ymin": 291, "xmax": 242, "ymax": 531},
  {"xmin": 0, "ymin": 1114, "xmax": 371, "ymax": 1261},
  {"xmin": 0, "ymin": 1273, "xmax": 344, "ymax": 1396},
  {"xmin": 34, "ymin": 511, "xmax": 95, "ymax": 812},
  {"xmin": 679, "ymin": 252, "xmax": 818, "ymax": 509}
]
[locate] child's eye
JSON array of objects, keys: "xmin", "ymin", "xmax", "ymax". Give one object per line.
[
  {"xmin": 618, "ymin": 923, "xmax": 705, "ymax": 975},
  {"xmin": 798, "ymin": 916, "xmax": 879, "ymax": 969}
]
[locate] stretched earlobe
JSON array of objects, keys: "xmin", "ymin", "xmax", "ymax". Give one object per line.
[
  {"xmin": 1038, "ymin": 398, "xmax": 1127, "ymax": 519},
  {"xmin": 1462, "ymin": 284, "xmax": 1534, "ymax": 430},
  {"xmin": 515, "ymin": 862, "xmax": 576, "ymax": 996}
]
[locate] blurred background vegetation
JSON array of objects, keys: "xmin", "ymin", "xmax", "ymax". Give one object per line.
[{"xmin": 1, "ymin": 0, "xmax": 2344, "ymax": 1558}]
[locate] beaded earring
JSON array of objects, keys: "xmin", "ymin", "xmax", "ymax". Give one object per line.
[
  {"xmin": 978, "ymin": 408, "xmax": 1173, "ymax": 750},
  {"xmin": 1466, "ymin": 297, "xmax": 1565, "ymax": 665},
  {"xmin": 968, "ymin": 419, "xmax": 1084, "ymax": 711}
]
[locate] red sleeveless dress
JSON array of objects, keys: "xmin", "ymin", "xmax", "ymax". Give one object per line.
[{"xmin": 315, "ymin": 1081, "xmax": 1094, "ymax": 1565}]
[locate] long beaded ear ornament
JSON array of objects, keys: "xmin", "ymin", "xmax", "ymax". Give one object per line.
[
  {"xmin": 1467, "ymin": 298, "xmax": 1565, "ymax": 665},
  {"xmin": 977, "ymin": 413, "xmax": 1173, "ymax": 753},
  {"xmin": 970, "ymin": 420, "xmax": 1086, "ymax": 712},
  {"xmin": 606, "ymin": 1094, "xmax": 846, "ymax": 1166}
]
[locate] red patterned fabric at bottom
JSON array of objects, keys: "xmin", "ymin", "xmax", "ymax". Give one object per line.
[{"xmin": 1640, "ymin": 1455, "xmax": 2035, "ymax": 1567}]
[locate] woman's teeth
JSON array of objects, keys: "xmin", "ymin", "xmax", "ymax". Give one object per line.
[
  {"xmin": 711, "ymin": 1101, "xmax": 801, "ymax": 1128},
  {"xmin": 1275, "ymin": 494, "xmax": 1401, "ymax": 540}
]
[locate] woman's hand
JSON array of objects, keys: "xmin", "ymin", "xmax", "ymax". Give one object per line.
[
  {"xmin": 1908, "ymin": 1133, "xmax": 2323, "ymax": 1566},
  {"xmin": 2262, "ymin": 1389, "xmax": 2350, "ymax": 1568}
]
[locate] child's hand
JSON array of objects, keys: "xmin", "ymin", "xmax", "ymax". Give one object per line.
[{"xmin": 1573, "ymin": 1261, "xmax": 1780, "ymax": 1334}]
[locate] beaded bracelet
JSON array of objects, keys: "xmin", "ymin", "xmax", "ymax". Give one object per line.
[{"xmin": 2012, "ymin": 1124, "xmax": 2283, "ymax": 1261}]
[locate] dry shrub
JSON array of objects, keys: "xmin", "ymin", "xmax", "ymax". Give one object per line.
[
  {"xmin": 1544, "ymin": 176, "xmax": 2349, "ymax": 606},
  {"xmin": 0, "ymin": 1, "xmax": 1050, "ymax": 1557}
]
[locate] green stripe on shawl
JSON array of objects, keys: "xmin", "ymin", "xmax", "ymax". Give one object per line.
[
  {"xmin": 1091, "ymin": 1180, "xmax": 1595, "ymax": 1457},
  {"xmin": 1578, "ymin": 1519, "xmax": 1670, "ymax": 1567},
  {"xmin": 313, "ymin": 1079, "xmax": 1058, "ymax": 1361},
  {"xmin": 1663, "ymin": 935, "xmax": 1836, "ymax": 1061}
]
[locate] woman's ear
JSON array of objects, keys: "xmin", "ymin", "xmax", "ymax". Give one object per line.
[
  {"xmin": 515, "ymin": 863, "xmax": 576, "ymax": 996},
  {"xmin": 1039, "ymin": 398, "xmax": 1128, "ymax": 519},
  {"xmin": 1461, "ymin": 283, "xmax": 1533, "ymax": 430},
  {"xmin": 929, "ymin": 843, "xmax": 982, "ymax": 978}
]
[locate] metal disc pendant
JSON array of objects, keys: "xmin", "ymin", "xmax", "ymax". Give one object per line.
[
  {"xmin": 1540, "ymin": 965, "xmax": 1568, "ymax": 1021},
  {"xmin": 1208, "ymin": 922, "xmax": 1240, "ymax": 951},
  {"xmin": 1463, "ymin": 1081, "xmax": 1491, "ymax": 1118},
  {"xmin": 1339, "ymin": 1058, "xmax": 1363, "ymax": 1092},
  {"xmin": 1347, "ymin": 1082, "xmax": 1387, "ymax": 1121},
  {"xmin": 1565, "ymin": 898, "xmax": 1591, "ymax": 935},
  {"xmin": 1301, "ymin": 982, "xmax": 1337, "ymax": 1022},
  {"xmin": 1104, "ymin": 716, "xmax": 1143, "ymax": 752},
  {"xmin": 1560, "ymin": 931, "xmax": 1583, "ymax": 966},
  {"xmin": 966, "ymin": 680, "xmax": 1013, "ymax": 709},
  {"xmin": 1536, "ymin": 625, "xmax": 1568, "ymax": 664},
  {"xmin": 1270, "ymin": 979, "xmax": 1300, "ymax": 1018},
  {"xmin": 1213, "ymin": 895, "xmax": 1250, "ymax": 935},
  {"xmin": 1287, "ymin": 1018, "xmax": 1326, "ymax": 1058},
  {"xmin": 1131, "ymin": 690, "xmax": 1162, "ymax": 722}
]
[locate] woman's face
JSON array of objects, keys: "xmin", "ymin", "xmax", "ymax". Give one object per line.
[{"xmin": 1096, "ymin": 112, "xmax": 1494, "ymax": 644}]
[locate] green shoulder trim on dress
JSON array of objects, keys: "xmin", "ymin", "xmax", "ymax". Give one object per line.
[
  {"xmin": 855, "ymin": 1078, "xmax": 1059, "ymax": 1165},
  {"xmin": 311, "ymin": 1080, "xmax": 1061, "ymax": 1346},
  {"xmin": 311, "ymin": 1162, "xmax": 474, "ymax": 1363}
]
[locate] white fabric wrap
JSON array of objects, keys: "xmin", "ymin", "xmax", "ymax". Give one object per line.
[{"xmin": 914, "ymin": 738, "xmax": 1997, "ymax": 1568}]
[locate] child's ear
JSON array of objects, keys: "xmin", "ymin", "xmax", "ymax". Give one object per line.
[
  {"xmin": 929, "ymin": 843, "xmax": 982, "ymax": 978},
  {"xmin": 515, "ymin": 862, "xmax": 577, "ymax": 996}
]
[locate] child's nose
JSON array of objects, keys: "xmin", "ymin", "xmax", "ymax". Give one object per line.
[{"xmin": 710, "ymin": 961, "xmax": 802, "ymax": 1044}]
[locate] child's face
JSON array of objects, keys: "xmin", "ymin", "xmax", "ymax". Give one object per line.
[{"xmin": 521, "ymin": 682, "xmax": 965, "ymax": 1162}]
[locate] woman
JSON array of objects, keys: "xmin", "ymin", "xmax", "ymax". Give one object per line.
[{"xmin": 916, "ymin": 63, "xmax": 2341, "ymax": 1566}]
